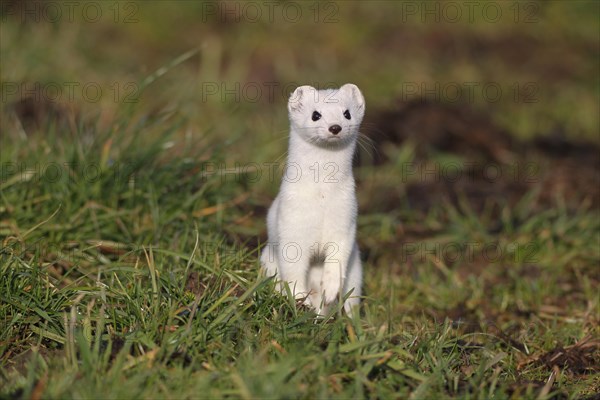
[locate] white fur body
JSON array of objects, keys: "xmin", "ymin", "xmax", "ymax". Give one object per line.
[{"xmin": 260, "ymin": 84, "xmax": 365, "ymax": 316}]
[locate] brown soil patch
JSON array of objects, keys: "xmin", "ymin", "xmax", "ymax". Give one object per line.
[{"xmin": 362, "ymin": 99, "xmax": 600, "ymax": 213}]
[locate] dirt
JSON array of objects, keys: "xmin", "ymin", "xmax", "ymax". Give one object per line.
[
  {"xmin": 362, "ymin": 99, "xmax": 600, "ymax": 213},
  {"xmin": 521, "ymin": 336, "xmax": 600, "ymax": 375},
  {"xmin": 1, "ymin": 95, "xmax": 74, "ymax": 136}
]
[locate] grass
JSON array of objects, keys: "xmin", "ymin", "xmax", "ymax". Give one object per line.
[{"xmin": 1, "ymin": 1, "xmax": 599, "ymax": 399}]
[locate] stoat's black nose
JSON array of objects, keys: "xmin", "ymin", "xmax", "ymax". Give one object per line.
[{"xmin": 329, "ymin": 125, "xmax": 342, "ymax": 135}]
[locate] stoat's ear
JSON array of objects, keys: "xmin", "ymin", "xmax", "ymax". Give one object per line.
[
  {"xmin": 340, "ymin": 83, "xmax": 365, "ymax": 112},
  {"xmin": 288, "ymin": 85, "xmax": 316, "ymax": 113}
]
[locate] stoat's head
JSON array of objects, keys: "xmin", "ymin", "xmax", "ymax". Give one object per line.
[{"xmin": 287, "ymin": 83, "xmax": 365, "ymax": 148}]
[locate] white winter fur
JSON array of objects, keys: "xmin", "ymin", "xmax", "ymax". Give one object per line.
[{"xmin": 260, "ymin": 83, "xmax": 365, "ymax": 316}]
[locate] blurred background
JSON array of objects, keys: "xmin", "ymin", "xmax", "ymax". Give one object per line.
[{"xmin": 2, "ymin": 0, "xmax": 598, "ymax": 238}]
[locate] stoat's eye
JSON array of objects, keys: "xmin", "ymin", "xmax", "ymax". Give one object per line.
[
  {"xmin": 312, "ymin": 111, "xmax": 322, "ymax": 121},
  {"xmin": 343, "ymin": 110, "xmax": 351, "ymax": 120}
]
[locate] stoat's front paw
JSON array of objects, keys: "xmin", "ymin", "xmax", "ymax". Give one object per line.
[{"xmin": 321, "ymin": 278, "xmax": 341, "ymax": 305}]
